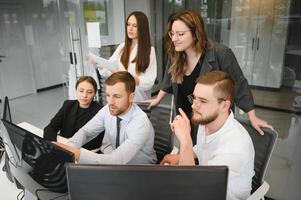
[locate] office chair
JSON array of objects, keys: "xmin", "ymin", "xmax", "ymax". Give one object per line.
[
  {"xmin": 147, "ymin": 104, "xmax": 174, "ymax": 163},
  {"xmin": 96, "ymin": 72, "xmax": 107, "ymax": 107},
  {"xmin": 237, "ymin": 118, "xmax": 278, "ymax": 200},
  {"xmin": 137, "ymin": 103, "xmax": 174, "ymax": 163}
]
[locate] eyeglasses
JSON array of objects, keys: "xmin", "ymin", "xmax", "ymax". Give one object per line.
[
  {"xmin": 187, "ymin": 94, "xmax": 201, "ymax": 105},
  {"xmin": 187, "ymin": 94, "xmax": 226, "ymax": 105},
  {"xmin": 168, "ymin": 30, "xmax": 191, "ymax": 38}
]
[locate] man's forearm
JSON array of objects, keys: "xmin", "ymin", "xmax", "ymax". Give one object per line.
[{"xmin": 178, "ymin": 142, "xmax": 196, "ymax": 165}]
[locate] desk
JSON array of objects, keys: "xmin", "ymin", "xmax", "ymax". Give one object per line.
[
  {"xmin": 17, "ymin": 122, "xmax": 113, "ymax": 153},
  {"xmin": 17, "ymin": 122, "xmax": 68, "ymax": 143}
]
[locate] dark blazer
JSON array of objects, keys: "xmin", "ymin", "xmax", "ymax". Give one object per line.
[
  {"xmin": 161, "ymin": 40, "xmax": 255, "ymax": 114},
  {"xmin": 43, "ymin": 100, "xmax": 103, "ymax": 150}
]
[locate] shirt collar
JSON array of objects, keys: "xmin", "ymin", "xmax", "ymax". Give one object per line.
[{"xmin": 116, "ymin": 104, "xmax": 135, "ymax": 122}]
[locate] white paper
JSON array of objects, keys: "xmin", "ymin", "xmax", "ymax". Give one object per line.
[{"xmin": 87, "ymin": 22, "xmax": 101, "ymax": 48}]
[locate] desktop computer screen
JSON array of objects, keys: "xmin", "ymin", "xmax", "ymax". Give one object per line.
[
  {"xmin": 1, "ymin": 119, "xmax": 74, "ymax": 199},
  {"xmin": 67, "ymin": 164, "xmax": 228, "ymax": 200}
]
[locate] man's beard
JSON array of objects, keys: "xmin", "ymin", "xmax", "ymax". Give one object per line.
[
  {"xmin": 191, "ymin": 110, "xmax": 219, "ymax": 125},
  {"xmin": 109, "ymin": 105, "xmax": 128, "ymax": 116}
]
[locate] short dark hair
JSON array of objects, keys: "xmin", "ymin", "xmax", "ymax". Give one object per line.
[
  {"xmin": 105, "ymin": 71, "xmax": 135, "ymax": 93},
  {"xmin": 76, "ymin": 76, "xmax": 97, "ymax": 92},
  {"xmin": 196, "ymin": 71, "xmax": 235, "ymax": 104}
]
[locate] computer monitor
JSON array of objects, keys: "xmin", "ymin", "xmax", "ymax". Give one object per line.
[
  {"xmin": 1, "ymin": 119, "xmax": 74, "ymax": 199},
  {"xmin": 2, "ymin": 96, "xmax": 12, "ymax": 122},
  {"xmin": 67, "ymin": 164, "xmax": 228, "ymax": 200}
]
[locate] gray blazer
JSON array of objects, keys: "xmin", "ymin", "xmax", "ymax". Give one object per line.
[{"xmin": 161, "ymin": 40, "xmax": 254, "ymax": 114}]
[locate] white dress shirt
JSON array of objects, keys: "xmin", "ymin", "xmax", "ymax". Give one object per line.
[
  {"xmin": 194, "ymin": 112, "xmax": 255, "ymax": 200},
  {"xmin": 66, "ymin": 103, "xmax": 157, "ymax": 164},
  {"xmin": 90, "ymin": 42, "xmax": 157, "ymax": 101}
]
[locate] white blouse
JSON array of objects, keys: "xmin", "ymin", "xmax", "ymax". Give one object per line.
[{"xmin": 90, "ymin": 42, "xmax": 157, "ymax": 101}]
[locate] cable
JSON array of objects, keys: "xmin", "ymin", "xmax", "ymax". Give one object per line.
[
  {"xmin": 16, "ymin": 189, "xmax": 24, "ymax": 200},
  {"xmin": 35, "ymin": 189, "xmax": 68, "ymax": 200},
  {"xmin": 49, "ymin": 193, "xmax": 68, "ymax": 200}
]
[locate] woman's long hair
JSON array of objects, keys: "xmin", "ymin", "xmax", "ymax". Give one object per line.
[
  {"xmin": 166, "ymin": 10, "xmax": 207, "ymax": 83},
  {"xmin": 120, "ymin": 11, "xmax": 151, "ymax": 75}
]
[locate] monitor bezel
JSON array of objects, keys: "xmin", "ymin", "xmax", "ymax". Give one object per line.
[
  {"xmin": 67, "ymin": 163, "xmax": 228, "ymax": 200},
  {"xmin": 1, "ymin": 118, "xmax": 75, "ymax": 199}
]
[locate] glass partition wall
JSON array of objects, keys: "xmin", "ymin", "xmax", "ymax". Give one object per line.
[
  {"xmin": 155, "ymin": 0, "xmax": 300, "ymax": 115},
  {"xmin": 0, "ymin": 0, "xmax": 120, "ymax": 100}
]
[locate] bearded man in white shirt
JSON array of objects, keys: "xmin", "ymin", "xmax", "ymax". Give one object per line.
[{"xmin": 161, "ymin": 71, "xmax": 255, "ymax": 200}]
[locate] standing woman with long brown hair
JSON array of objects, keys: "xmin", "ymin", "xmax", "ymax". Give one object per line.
[
  {"xmin": 144, "ymin": 10, "xmax": 272, "ymax": 143},
  {"xmin": 89, "ymin": 11, "xmax": 157, "ymax": 101}
]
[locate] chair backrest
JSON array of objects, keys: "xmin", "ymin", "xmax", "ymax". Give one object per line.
[
  {"xmin": 149, "ymin": 104, "xmax": 174, "ymax": 163},
  {"xmin": 96, "ymin": 71, "xmax": 107, "ymax": 107},
  {"xmin": 237, "ymin": 118, "xmax": 277, "ymax": 193},
  {"xmin": 137, "ymin": 103, "xmax": 174, "ymax": 162}
]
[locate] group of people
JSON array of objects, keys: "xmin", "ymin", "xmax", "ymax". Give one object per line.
[{"xmin": 43, "ymin": 10, "xmax": 274, "ymax": 200}]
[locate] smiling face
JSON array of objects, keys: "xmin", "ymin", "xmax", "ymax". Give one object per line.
[
  {"xmin": 170, "ymin": 20, "xmax": 195, "ymax": 53},
  {"xmin": 127, "ymin": 15, "xmax": 138, "ymax": 40},
  {"xmin": 76, "ymin": 81, "xmax": 96, "ymax": 108},
  {"xmin": 106, "ymin": 82, "xmax": 134, "ymax": 116}
]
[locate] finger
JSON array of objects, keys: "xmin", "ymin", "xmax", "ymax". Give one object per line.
[
  {"xmin": 160, "ymin": 160, "xmax": 170, "ymax": 165},
  {"xmin": 147, "ymin": 104, "xmax": 153, "ymax": 110},
  {"xmin": 255, "ymin": 126, "xmax": 264, "ymax": 135},
  {"xmin": 174, "ymin": 115, "xmax": 183, "ymax": 123},
  {"xmin": 169, "ymin": 122, "xmax": 175, "ymax": 132},
  {"xmin": 261, "ymin": 123, "xmax": 274, "ymax": 131},
  {"xmin": 178, "ymin": 108, "xmax": 189, "ymax": 121}
]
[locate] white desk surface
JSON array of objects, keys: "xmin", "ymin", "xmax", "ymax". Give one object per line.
[
  {"xmin": 17, "ymin": 122, "xmax": 176, "ymax": 155},
  {"xmin": 17, "ymin": 122, "xmax": 111, "ymax": 153},
  {"xmin": 17, "ymin": 122, "xmax": 68, "ymax": 143}
]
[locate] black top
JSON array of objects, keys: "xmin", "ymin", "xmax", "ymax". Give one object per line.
[
  {"xmin": 43, "ymin": 100, "xmax": 103, "ymax": 150},
  {"xmin": 178, "ymin": 60, "xmax": 202, "ymax": 118},
  {"xmin": 161, "ymin": 40, "xmax": 255, "ymax": 145},
  {"xmin": 161, "ymin": 40, "xmax": 255, "ymax": 114}
]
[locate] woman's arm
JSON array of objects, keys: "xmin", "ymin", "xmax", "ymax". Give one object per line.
[
  {"xmin": 247, "ymin": 109, "xmax": 273, "ymax": 135},
  {"xmin": 88, "ymin": 43, "xmax": 124, "ymax": 71},
  {"xmin": 143, "ymin": 90, "xmax": 168, "ymax": 109},
  {"xmin": 89, "ymin": 52, "xmax": 118, "ymax": 71},
  {"xmin": 219, "ymin": 47, "xmax": 273, "ymax": 134}
]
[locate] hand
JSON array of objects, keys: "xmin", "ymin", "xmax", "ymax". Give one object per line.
[
  {"xmin": 141, "ymin": 98, "xmax": 161, "ymax": 109},
  {"xmin": 248, "ymin": 110, "xmax": 274, "ymax": 135},
  {"xmin": 160, "ymin": 154, "xmax": 180, "ymax": 165},
  {"xmin": 171, "ymin": 108, "xmax": 192, "ymax": 145},
  {"xmin": 52, "ymin": 141, "xmax": 81, "ymax": 161},
  {"xmin": 88, "ymin": 53, "xmax": 96, "ymax": 64}
]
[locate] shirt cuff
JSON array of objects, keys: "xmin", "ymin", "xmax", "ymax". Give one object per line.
[{"xmin": 78, "ymin": 148, "xmax": 94, "ymax": 164}]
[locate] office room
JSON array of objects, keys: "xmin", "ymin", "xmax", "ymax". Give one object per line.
[{"xmin": 0, "ymin": 0, "xmax": 300, "ymax": 199}]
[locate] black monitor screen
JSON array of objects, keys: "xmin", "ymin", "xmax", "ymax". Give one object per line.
[
  {"xmin": 1, "ymin": 119, "xmax": 74, "ymax": 199},
  {"xmin": 2, "ymin": 96, "xmax": 12, "ymax": 122},
  {"xmin": 67, "ymin": 164, "xmax": 228, "ymax": 200}
]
